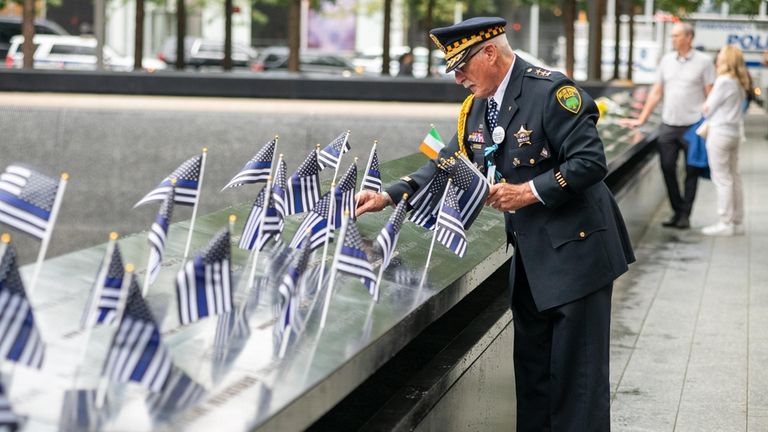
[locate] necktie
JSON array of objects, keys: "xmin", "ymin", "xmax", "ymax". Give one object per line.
[
  {"xmin": 486, "ymin": 98, "xmax": 499, "ymax": 130},
  {"xmin": 484, "ymin": 98, "xmax": 502, "ymax": 181}
]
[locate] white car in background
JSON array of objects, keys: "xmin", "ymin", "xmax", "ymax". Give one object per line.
[{"xmin": 5, "ymin": 35, "xmax": 166, "ymax": 72}]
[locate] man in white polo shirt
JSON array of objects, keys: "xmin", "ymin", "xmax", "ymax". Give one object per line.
[{"xmin": 625, "ymin": 22, "xmax": 715, "ymax": 229}]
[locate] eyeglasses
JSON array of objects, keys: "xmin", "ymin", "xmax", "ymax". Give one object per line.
[{"xmin": 455, "ymin": 45, "xmax": 485, "ymax": 73}]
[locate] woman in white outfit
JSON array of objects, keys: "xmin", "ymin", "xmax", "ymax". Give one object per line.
[{"xmin": 701, "ymin": 45, "xmax": 750, "ymax": 236}]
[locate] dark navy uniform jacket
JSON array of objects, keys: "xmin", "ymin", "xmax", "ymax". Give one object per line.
[{"xmin": 386, "ymin": 58, "xmax": 635, "ymax": 311}]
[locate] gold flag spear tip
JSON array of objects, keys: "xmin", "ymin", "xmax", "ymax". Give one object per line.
[
  {"xmin": 274, "ymin": 134, "xmax": 279, "ymax": 139},
  {"xmin": 125, "ymin": 263, "xmax": 135, "ymax": 273},
  {"xmin": 202, "ymin": 147, "xmax": 208, "ymax": 153},
  {"xmin": 402, "ymin": 193, "xmax": 409, "ymax": 200},
  {"xmin": 109, "ymin": 232, "xmax": 119, "ymax": 241},
  {"xmin": 373, "ymin": 139, "xmax": 378, "ymax": 144},
  {"xmin": 430, "ymin": 123, "xmax": 435, "ymax": 128},
  {"xmin": 61, "ymin": 172, "xmax": 70, "ymax": 181},
  {"xmin": 344, "ymin": 209, "xmax": 350, "ymax": 217},
  {"xmin": 229, "ymin": 214, "xmax": 237, "ymax": 223},
  {"xmin": 279, "ymin": 153, "xmax": 284, "ymax": 159},
  {"xmin": 1, "ymin": 233, "xmax": 10, "ymax": 244},
  {"xmin": 354, "ymin": 157, "xmax": 359, "ymax": 163},
  {"xmin": 315, "ymin": 143, "xmax": 321, "ymax": 149}
]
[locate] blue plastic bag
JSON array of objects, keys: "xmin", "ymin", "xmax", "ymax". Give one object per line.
[{"xmin": 684, "ymin": 118, "xmax": 710, "ymax": 179}]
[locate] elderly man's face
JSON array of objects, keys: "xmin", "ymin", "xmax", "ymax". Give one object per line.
[
  {"xmin": 453, "ymin": 44, "xmax": 497, "ymax": 98},
  {"xmin": 671, "ymin": 25, "xmax": 692, "ymax": 52}
]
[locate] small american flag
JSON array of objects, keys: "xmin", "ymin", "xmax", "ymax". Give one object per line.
[
  {"xmin": 272, "ymin": 158, "xmax": 288, "ymax": 218},
  {"xmin": 222, "ymin": 138, "xmax": 276, "ymax": 190},
  {"xmin": 331, "ymin": 162, "xmax": 357, "ymax": 229},
  {"xmin": 0, "ymin": 382, "xmax": 20, "ymax": 430},
  {"xmin": 436, "ymin": 186, "xmax": 467, "ymax": 257},
  {"xmin": 408, "ymin": 167, "xmax": 450, "ymax": 229},
  {"xmin": 0, "ymin": 241, "xmax": 44, "ymax": 369},
  {"xmin": 376, "ymin": 197, "xmax": 408, "ymax": 270},
  {"xmin": 177, "ymin": 229, "xmax": 232, "ymax": 325},
  {"xmin": 286, "ymin": 149, "xmax": 321, "ymax": 215},
  {"xmin": 239, "ymin": 184, "xmax": 284, "ymax": 251},
  {"xmin": 318, "ymin": 131, "xmax": 351, "ymax": 170},
  {"xmin": 275, "ymin": 234, "xmax": 312, "ymax": 357},
  {"xmin": 361, "ymin": 145, "xmax": 382, "ymax": 192},
  {"xmin": 135, "ymin": 154, "xmax": 202, "ymax": 207},
  {"xmin": 146, "ymin": 367, "xmax": 206, "ymax": 418},
  {"xmin": 0, "ymin": 164, "xmax": 60, "ymax": 240},
  {"xmin": 333, "ymin": 219, "xmax": 376, "ymax": 295},
  {"xmin": 81, "ymin": 242, "xmax": 127, "ymax": 328},
  {"xmin": 101, "ymin": 276, "xmax": 172, "ymax": 392},
  {"xmin": 288, "ymin": 192, "xmax": 331, "ymax": 252},
  {"xmin": 449, "ymin": 156, "xmax": 489, "ymax": 230},
  {"xmin": 146, "ymin": 187, "xmax": 175, "ymax": 286}
]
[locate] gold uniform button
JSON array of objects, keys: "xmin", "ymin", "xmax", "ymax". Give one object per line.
[
  {"xmin": 529, "ymin": 158, "xmax": 535, "ymax": 164},
  {"xmin": 579, "ymin": 231, "xmax": 586, "ymax": 238}
]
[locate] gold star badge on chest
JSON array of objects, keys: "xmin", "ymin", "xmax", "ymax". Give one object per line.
[{"xmin": 513, "ymin": 125, "xmax": 533, "ymax": 147}]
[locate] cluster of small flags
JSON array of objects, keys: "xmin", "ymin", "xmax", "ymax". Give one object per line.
[{"xmin": 0, "ymin": 126, "xmax": 492, "ymax": 423}]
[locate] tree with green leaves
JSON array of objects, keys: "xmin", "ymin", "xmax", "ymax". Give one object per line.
[{"xmin": 712, "ymin": 0, "xmax": 763, "ymax": 14}]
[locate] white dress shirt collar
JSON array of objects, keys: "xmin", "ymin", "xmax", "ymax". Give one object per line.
[{"xmin": 490, "ymin": 55, "xmax": 516, "ymax": 106}]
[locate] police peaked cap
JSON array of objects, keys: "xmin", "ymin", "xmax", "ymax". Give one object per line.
[{"xmin": 430, "ymin": 17, "xmax": 507, "ymax": 72}]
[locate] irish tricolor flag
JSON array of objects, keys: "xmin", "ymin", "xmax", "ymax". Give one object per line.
[{"xmin": 419, "ymin": 126, "xmax": 444, "ymax": 160}]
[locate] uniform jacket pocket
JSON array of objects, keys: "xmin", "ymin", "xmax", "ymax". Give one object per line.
[{"xmin": 544, "ymin": 200, "xmax": 606, "ymax": 249}]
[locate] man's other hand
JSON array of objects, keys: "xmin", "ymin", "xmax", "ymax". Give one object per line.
[{"xmin": 356, "ymin": 190, "xmax": 391, "ymax": 217}]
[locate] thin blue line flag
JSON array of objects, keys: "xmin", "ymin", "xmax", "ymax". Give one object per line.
[
  {"xmin": 222, "ymin": 138, "xmax": 276, "ymax": 190},
  {"xmin": 0, "ymin": 163, "xmax": 60, "ymax": 240},
  {"xmin": 135, "ymin": 154, "xmax": 202, "ymax": 208},
  {"xmin": 331, "ymin": 162, "xmax": 357, "ymax": 229},
  {"xmin": 0, "ymin": 241, "xmax": 44, "ymax": 368},
  {"xmin": 285, "ymin": 149, "xmax": 321, "ymax": 215},
  {"xmin": 101, "ymin": 275, "xmax": 171, "ymax": 392},
  {"xmin": 334, "ymin": 219, "xmax": 376, "ymax": 295},
  {"xmin": 318, "ymin": 132, "xmax": 351, "ymax": 170},
  {"xmin": 436, "ymin": 186, "xmax": 467, "ymax": 257},
  {"xmin": 362, "ymin": 147, "xmax": 382, "ymax": 192},
  {"xmin": 146, "ymin": 187, "xmax": 175, "ymax": 286},
  {"xmin": 176, "ymin": 229, "xmax": 233, "ymax": 325},
  {"xmin": 81, "ymin": 242, "xmax": 127, "ymax": 328}
]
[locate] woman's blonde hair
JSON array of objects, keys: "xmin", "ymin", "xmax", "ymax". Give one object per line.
[{"xmin": 717, "ymin": 45, "xmax": 751, "ymax": 94}]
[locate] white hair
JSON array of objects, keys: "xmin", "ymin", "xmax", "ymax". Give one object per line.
[
  {"xmin": 486, "ymin": 34, "xmax": 514, "ymax": 58},
  {"xmin": 674, "ymin": 22, "xmax": 695, "ymax": 38}
]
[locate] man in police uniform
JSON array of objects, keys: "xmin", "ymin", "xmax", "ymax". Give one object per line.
[{"xmin": 357, "ymin": 17, "xmax": 634, "ymax": 431}]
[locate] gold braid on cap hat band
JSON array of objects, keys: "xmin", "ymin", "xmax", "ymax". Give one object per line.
[
  {"xmin": 443, "ymin": 25, "xmax": 506, "ymax": 60},
  {"xmin": 457, "ymin": 94, "xmax": 474, "ymax": 158}
]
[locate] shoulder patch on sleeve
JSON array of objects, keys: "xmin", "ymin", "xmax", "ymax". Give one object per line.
[{"xmin": 555, "ymin": 85, "xmax": 582, "ymax": 114}]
